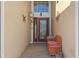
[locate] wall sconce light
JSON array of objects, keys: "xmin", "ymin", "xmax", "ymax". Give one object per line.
[
  {"xmin": 28, "ymin": 12, "xmax": 33, "ymax": 18},
  {"xmin": 28, "ymin": 12, "xmax": 33, "ymax": 23},
  {"xmin": 56, "ymin": 14, "xmax": 60, "ymax": 22},
  {"xmin": 22, "ymin": 14, "xmax": 26, "ymax": 23},
  {"xmin": 57, "ymin": 1, "xmax": 59, "ymax": 3},
  {"xmin": 22, "ymin": 12, "xmax": 33, "ymax": 23}
]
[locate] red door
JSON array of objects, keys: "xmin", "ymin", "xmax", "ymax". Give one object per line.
[{"xmin": 33, "ymin": 17, "xmax": 49, "ymax": 42}]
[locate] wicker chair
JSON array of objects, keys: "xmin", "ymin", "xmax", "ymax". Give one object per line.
[{"xmin": 47, "ymin": 35, "xmax": 62, "ymax": 56}]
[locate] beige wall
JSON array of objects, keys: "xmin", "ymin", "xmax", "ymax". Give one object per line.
[
  {"xmin": 57, "ymin": 2, "xmax": 75, "ymax": 57},
  {"xmin": 4, "ymin": 2, "xmax": 31, "ymax": 57},
  {"xmin": 51, "ymin": 1, "xmax": 57, "ymax": 35},
  {"xmin": 78, "ymin": 2, "xmax": 79, "ymax": 57}
]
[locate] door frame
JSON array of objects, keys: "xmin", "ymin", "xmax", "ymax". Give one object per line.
[{"xmin": 30, "ymin": 1, "xmax": 51, "ymax": 43}]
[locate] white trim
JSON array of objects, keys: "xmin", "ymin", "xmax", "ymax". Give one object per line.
[
  {"xmin": 75, "ymin": 1, "xmax": 78, "ymax": 58},
  {"xmin": 30, "ymin": 20, "xmax": 33, "ymax": 44},
  {"xmin": 1, "ymin": 1, "xmax": 4, "ymax": 58},
  {"xmin": 30, "ymin": 1, "xmax": 33, "ymax": 43},
  {"xmin": 49, "ymin": 1, "xmax": 51, "ymax": 35},
  {"xmin": 33, "ymin": 12, "xmax": 49, "ymax": 17},
  {"xmin": 77, "ymin": 1, "xmax": 79, "ymax": 58}
]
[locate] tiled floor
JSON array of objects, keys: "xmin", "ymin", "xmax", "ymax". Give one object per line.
[{"xmin": 20, "ymin": 43, "xmax": 64, "ymax": 58}]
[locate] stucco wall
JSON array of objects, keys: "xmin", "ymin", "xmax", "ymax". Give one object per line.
[
  {"xmin": 57, "ymin": 2, "xmax": 75, "ymax": 57},
  {"xmin": 0, "ymin": 2, "xmax": 1, "ymax": 57},
  {"xmin": 78, "ymin": 1, "xmax": 79, "ymax": 57},
  {"xmin": 4, "ymin": 2, "xmax": 31, "ymax": 57},
  {"xmin": 51, "ymin": 1, "xmax": 57, "ymax": 35}
]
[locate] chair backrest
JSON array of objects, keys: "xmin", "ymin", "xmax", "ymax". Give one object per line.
[{"xmin": 54, "ymin": 35, "xmax": 62, "ymax": 43}]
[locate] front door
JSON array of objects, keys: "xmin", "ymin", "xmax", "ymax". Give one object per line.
[{"xmin": 33, "ymin": 17, "xmax": 49, "ymax": 42}]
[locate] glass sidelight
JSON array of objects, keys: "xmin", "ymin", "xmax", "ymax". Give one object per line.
[
  {"xmin": 40, "ymin": 18, "xmax": 47, "ymax": 39},
  {"xmin": 33, "ymin": 17, "xmax": 49, "ymax": 42}
]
